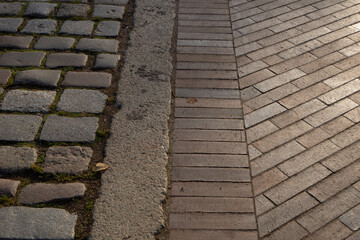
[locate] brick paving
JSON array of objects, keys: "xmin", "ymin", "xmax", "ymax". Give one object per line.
[{"xmin": 170, "ymin": 0, "xmax": 360, "ymax": 239}]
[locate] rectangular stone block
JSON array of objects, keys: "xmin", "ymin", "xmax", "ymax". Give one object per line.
[{"xmin": 172, "ymin": 167, "xmax": 250, "ymax": 182}]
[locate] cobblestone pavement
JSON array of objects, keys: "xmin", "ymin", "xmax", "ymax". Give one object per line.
[
  {"xmin": 0, "ymin": 0, "xmax": 128, "ymax": 239},
  {"xmin": 170, "ymin": 0, "xmax": 360, "ymax": 239}
]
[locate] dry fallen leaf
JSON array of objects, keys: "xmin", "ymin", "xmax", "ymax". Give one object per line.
[
  {"xmin": 187, "ymin": 98, "xmax": 197, "ymax": 104},
  {"xmin": 94, "ymin": 163, "xmax": 110, "ymax": 172}
]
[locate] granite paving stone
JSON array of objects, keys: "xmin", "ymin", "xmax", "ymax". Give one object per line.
[
  {"xmin": 40, "ymin": 115, "xmax": 99, "ymax": 142},
  {"xmin": 94, "ymin": 53, "xmax": 120, "ymax": 69},
  {"xmin": 34, "ymin": 36, "xmax": 75, "ymax": 50},
  {"xmin": 21, "ymin": 19, "xmax": 57, "ymax": 35},
  {"xmin": 57, "ymin": 89, "xmax": 107, "ymax": 113},
  {"xmin": 0, "ymin": 36, "xmax": 33, "ymax": 49},
  {"xmin": 46, "ymin": 53, "xmax": 88, "ymax": 68},
  {"xmin": 43, "ymin": 146, "xmax": 93, "ymax": 174},
  {"xmin": 62, "ymin": 71, "xmax": 112, "ymax": 88},
  {"xmin": 15, "ymin": 69, "xmax": 61, "ymax": 87},
  {"xmin": 0, "ymin": 207, "xmax": 77, "ymax": 240},
  {"xmin": 94, "ymin": 21, "xmax": 121, "ymax": 37},
  {"xmin": 76, "ymin": 38, "xmax": 119, "ymax": 53},
  {"xmin": 24, "ymin": 2, "xmax": 56, "ymax": 17},
  {"xmin": 94, "ymin": 0, "xmax": 128, "ymax": 5},
  {"xmin": 59, "ymin": 20, "xmax": 94, "ymax": 36},
  {"xmin": 19, "ymin": 183, "xmax": 86, "ymax": 205},
  {"xmin": 0, "ymin": 3, "xmax": 24, "ymax": 16},
  {"xmin": 92, "ymin": 5, "xmax": 125, "ymax": 19},
  {"xmin": 0, "ymin": 52, "xmax": 45, "ymax": 67},
  {"xmin": 0, "ymin": 69, "xmax": 11, "ymax": 85},
  {"xmin": 0, "ymin": 179, "xmax": 20, "ymax": 197},
  {"xmin": 0, "ymin": 115, "xmax": 42, "ymax": 142},
  {"xmin": 0, "ymin": 146, "xmax": 37, "ymax": 172},
  {"xmin": 57, "ymin": 3, "xmax": 90, "ymax": 18},
  {"xmin": 0, "ymin": 90, "xmax": 56, "ymax": 113},
  {"xmin": 0, "ymin": 18, "xmax": 23, "ymax": 33}
]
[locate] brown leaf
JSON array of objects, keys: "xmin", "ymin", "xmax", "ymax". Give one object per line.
[
  {"xmin": 94, "ymin": 163, "xmax": 109, "ymax": 172},
  {"xmin": 187, "ymin": 98, "xmax": 197, "ymax": 104}
]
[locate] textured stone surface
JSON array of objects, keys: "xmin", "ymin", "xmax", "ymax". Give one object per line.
[
  {"xmin": 59, "ymin": 20, "xmax": 94, "ymax": 36},
  {"xmin": 40, "ymin": 115, "xmax": 99, "ymax": 142},
  {"xmin": 0, "ymin": 147, "xmax": 37, "ymax": 172},
  {"xmin": 0, "ymin": 69, "xmax": 11, "ymax": 85},
  {"xmin": 46, "ymin": 53, "xmax": 88, "ymax": 68},
  {"xmin": 21, "ymin": 19, "xmax": 57, "ymax": 35},
  {"xmin": 0, "ymin": 18, "xmax": 23, "ymax": 33},
  {"xmin": 19, "ymin": 183, "xmax": 86, "ymax": 204},
  {"xmin": 34, "ymin": 36, "xmax": 75, "ymax": 50},
  {"xmin": 57, "ymin": 89, "xmax": 107, "ymax": 113},
  {"xmin": 0, "ymin": 3, "xmax": 23, "ymax": 16},
  {"xmin": 24, "ymin": 2, "xmax": 56, "ymax": 17},
  {"xmin": 15, "ymin": 70, "xmax": 61, "ymax": 87},
  {"xmin": 0, "ymin": 51, "xmax": 45, "ymax": 67},
  {"xmin": 0, "ymin": 90, "xmax": 56, "ymax": 113},
  {"xmin": 0, "ymin": 115, "xmax": 42, "ymax": 142},
  {"xmin": 0, "ymin": 207, "xmax": 77, "ymax": 240},
  {"xmin": 0, "ymin": 88, "xmax": 3, "ymax": 95},
  {"xmin": 57, "ymin": 3, "xmax": 90, "ymax": 18},
  {"xmin": 43, "ymin": 146, "xmax": 93, "ymax": 174},
  {"xmin": 339, "ymin": 204, "xmax": 360, "ymax": 231},
  {"xmin": 92, "ymin": 5, "xmax": 125, "ymax": 19},
  {"xmin": 62, "ymin": 71, "xmax": 112, "ymax": 88},
  {"xmin": 76, "ymin": 38, "xmax": 119, "ymax": 53},
  {"xmin": 0, "ymin": 179, "xmax": 20, "ymax": 197},
  {"xmin": 95, "ymin": 53, "xmax": 120, "ymax": 69},
  {"xmin": 94, "ymin": 21, "xmax": 121, "ymax": 37},
  {"xmin": 94, "ymin": 0, "xmax": 128, "ymax": 5},
  {"xmin": 0, "ymin": 35, "xmax": 33, "ymax": 49}
]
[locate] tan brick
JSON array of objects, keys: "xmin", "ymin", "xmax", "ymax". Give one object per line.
[
  {"xmin": 171, "ymin": 167, "xmax": 250, "ymax": 182},
  {"xmin": 334, "ymin": 52, "xmax": 360, "ymax": 71},
  {"xmin": 320, "ymin": 116, "xmax": 355, "ymax": 135},
  {"xmin": 244, "ymin": 94, "xmax": 273, "ymax": 111},
  {"xmin": 324, "ymin": 13, "xmax": 360, "ymax": 31},
  {"xmin": 270, "ymin": 110, "xmax": 301, "ymax": 128},
  {"xmin": 262, "ymin": 55, "xmax": 283, "ymax": 65},
  {"xmin": 278, "ymin": 40, "xmax": 323, "ymax": 60},
  {"xmin": 173, "ymin": 141, "xmax": 247, "ymax": 154},
  {"xmin": 248, "ymin": 144, "xmax": 262, "ymax": 160},
  {"xmin": 252, "ymin": 168, "xmax": 288, "ymax": 196},
  {"xmin": 244, "ymin": 103, "xmax": 286, "ymax": 128},
  {"xmin": 320, "ymin": 79, "xmax": 360, "ymax": 104},
  {"xmin": 264, "ymin": 164, "xmax": 331, "ymax": 204},
  {"xmin": 255, "ymin": 194, "xmax": 275, "ymax": 215},
  {"xmin": 258, "ymin": 192, "xmax": 318, "ymax": 237},
  {"xmin": 332, "ymin": 4, "xmax": 360, "ymax": 19},
  {"xmin": 304, "ymin": 220, "xmax": 353, "ymax": 240},
  {"xmin": 270, "ymin": 16, "xmax": 311, "ymax": 33},
  {"xmin": 346, "ymin": 231, "xmax": 360, "ymax": 240},
  {"xmin": 306, "ymin": 4, "xmax": 345, "ymax": 20},
  {"xmin": 238, "ymin": 18, "xmax": 282, "ymax": 35},
  {"xmin": 317, "ymin": 27, "xmax": 358, "ymax": 44},
  {"xmin": 345, "ymin": 106, "xmax": 360, "ymax": 122},
  {"xmin": 175, "ymin": 98, "xmax": 242, "ymax": 108},
  {"xmin": 296, "ymin": 15, "xmax": 336, "ymax": 32},
  {"xmin": 259, "ymin": 0, "xmax": 297, "ymax": 11},
  {"xmin": 177, "ymin": 46, "xmax": 234, "ymax": 55},
  {"xmin": 324, "ymin": 66, "xmax": 360, "ymax": 88},
  {"xmin": 278, "ymin": 140, "xmax": 340, "ymax": 176},
  {"xmin": 252, "ymin": 121, "xmax": 313, "ymax": 153},
  {"xmin": 176, "ymin": 70, "xmax": 237, "ymax": 79},
  {"xmin": 298, "ymin": 52, "xmax": 346, "ymax": 74},
  {"xmin": 176, "ymin": 79, "xmax": 239, "ymax": 89},
  {"xmin": 240, "ymin": 86, "xmax": 261, "ymax": 101},
  {"xmin": 262, "ymin": 221, "xmax": 308, "ymax": 240},
  {"xmin": 178, "ymin": 40, "xmax": 233, "ymax": 47},
  {"xmin": 234, "ymin": 29, "xmax": 273, "ymax": 47},
  {"xmin": 270, "ymin": 53, "xmax": 318, "ymax": 74},
  {"xmin": 266, "ymin": 83, "xmax": 300, "ymax": 101},
  {"xmin": 178, "ymin": 8, "xmax": 228, "ymax": 15},
  {"xmin": 339, "ymin": 203, "xmax": 360, "ymax": 231},
  {"xmin": 178, "ymin": 32, "xmax": 232, "ymax": 40},
  {"xmin": 292, "ymin": 65, "xmax": 341, "ymax": 89},
  {"xmin": 177, "ymin": 54, "xmax": 235, "ymax": 63},
  {"xmin": 169, "ymin": 230, "xmax": 258, "ymax": 240},
  {"xmin": 289, "ymin": 27, "xmax": 331, "ymax": 45},
  {"xmin": 236, "ymin": 55, "xmax": 253, "ymax": 66},
  {"xmin": 297, "ymin": 187, "xmax": 360, "ymax": 233},
  {"xmin": 288, "ymin": 0, "xmax": 321, "ymax": 9},
  {"xmin": 257, "ymin": 28, "xmax": 302, "ymax": 47},
  {"xmin": 277, "ymin": 5, "xmax": 316, "ymax": 21},
  {"xmin": 174, "ymin": 129, "xmax": 244, "ymax": 142},
  {"xmin": 247, "ymin": 41, "xmax": 295, "ymax": 61},
  {"xmin": 340, "ymin": 44, "xmax": 360, "ymax": 57},
  {"xmin": 237, "ymin": 60, "xmax": 268, "ymax": 77},
  {"xmin": 331, "ymin": 123, "xmax": 360, "ymax": 148},
  {"xmin": 232, "ymin": 18, "xmax": 255, "ymax": 30},
  {"xmin": 239, "ymin": 69, "xmax": 275, "ymax": 89},
  {"xmin": 174, "ymin": 119, "xmax": 244, "ymax": 130},
  {"xmin": 350, "ymin": 91, "xmax": 360, "ymax": 104},
  {"xmin": 177, "ymin": 62, "xmax": 236, "ymax": 70},
  {"xmin": 296, "ymin": 128, "xmax": 331, "ymax": 148},
  {"xmin": 246, "ymin": 120, "xmax": 279, "ymax": 143},
  {"xmin": 250, "ymin": 141, "xmax": 305, "ymax": 176},
  {"xmin": 254, "ymin": 69, "xmax": 305, "ymax": 92},
  {"xmin": 251, "ymin": 6, "xmax": 291, "ymax": 22},
  {"xmin": 231, "ymin": 6, "xmax": 263, "ymax": 21},
  {"xmin": 235, "ymin": 42, "xmax": 262, "ymax": 56},
  {"xmin": 322, "ymin": 141, "xmax": 360, "ymax": 172},
  {"xmin": 311, "ymin": 38, "xmax": 355, "ymax": 57},
  {"xmin": 172, "ymin": 154, "xmax": 249, "ymax": 168}
]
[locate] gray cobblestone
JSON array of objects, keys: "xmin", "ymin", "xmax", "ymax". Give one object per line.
[
  {"xmin": 94, "ymin": 53, "xmax": 120, "ymax": 69},
  {"xmin": 0, "ymin": 36, "xmax": 33, "ymax": 49},
  {"xmin": 0, "ymin": 115, "xmax": 42, "ymax": 141},
  {"xmin": 0, "ymin": 18, "xmax": 23, "ymax": 33},
  {"xmin": 34, "ymin": 36, "xmax": 75, "ymax": 50},
  {"xmin": 24, "ymin": 2, "xmax": 56, "ymax": 17},
  {"xmin": 15, "ymin": 69, "xmax": 61, "ymax": 87},
  {"xmin": 59, "ymin": 20, "xmax": 94, "ymax": 36},
  {"xmin": 43, "ymin": 146, "xmax": 92, "ymax": 175},
  {"xmin": 0, "ymin": 179, "xmax": 20, "ymax": 197},
  {"xmin": 62, "ymin": 71, "xmax": 112, "ymax": 88},
  {"xmin": 92, "ymin": 5, "xmax": 125, "ymax": 19},
  {"xmin": 0, "ymin": 90, "xmax": 56, "ymax": 113},
  {"xmin": 94, "ymin": 21, "xmax": 121, "ymax": 37},
  {"xmin": 46, "ymin": 53, "xmax": 88, "ymax": 68},
  {"xmin": 40, "ymin": 115, "xmax": 99, "ymax": 142},
  {"xmin": 57, "ymin": 3, "xmax": 90, "ymax": 18},
  {"xmin": 0, "ymin": 147, "xmax": 37, "ymax": 172},
  {"xmin": 21, "ymin": 19, "xmax": 57, "ymax": 35},
  {"xmin": 0, "ymin": 69, "xmax": 11, "ymax": 85},
  {"xmin": 0, "ymin": 3, "xmax": 24, "ymax": 16},
  {"xmin": 76, "ymin": 38, "xmax": 119, "ymax": 53},
  {"xmin": 57, "ymin": 89, "xmax": 107, "ymax": 113},
  {"xmin": 0, "ymin": 207, "xmax": 77, "ymax": 240},
  {"xmin": 0, "ymin": 52, "xmax": 45, "ymax": 67},
  {"xmin": 19, "ymin": 183, "xmax": 86, "ymax": 205}
]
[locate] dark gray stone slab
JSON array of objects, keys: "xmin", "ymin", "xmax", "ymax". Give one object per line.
[
  {"xmin": 19, "ymin": 183, "xmax": 86, "ymax": 205},
  {"xmin": 94, "ymin": 21, "xmax": 120, "ymax": 37},
  {"xmin": 40, "ymin": 115, "xmax": 99, "ymax": 142},
  {"xmin": 0, "ymin": 90, "xmax": 56, "ymax": 113},
  {"xmin": 92, "ymin": 5, "xmax": 125, "ymax": 19},
  {"xmin": 24, "ymin": 2, "xmax": 57, "ymax": 17},
  {"xmin": 94, "ymin": 53, "xmax": 120, "ymax": 69},
  {"xmin": 0, "ymin": 3, "xmax": 24, "ymax": 16},
  {"xmin": 57, "ymin": 89, "xmax": 107, "ymax": 113},
  {"xmin": 34, "ymin": 36, "xmax": 75, "ymax": 50},
  {"xmin": 0, "ymin": 207, "xmax": 77, "ymax": 240},
  {"xmin": 62, "ymin": 71, "xmax": 112, "ymax": 88},
  {"xmin": 0, "ymin": 35, "xmax": 33, "ymax": 49},
  {"xmin": 59, "ymin": 20, "xmax": 94, "ymax": 36},
  {"xmin": 0, "ymin": 52, "xmax": 45, "ymax": 67},
  {"xmin": 0, "ymin": 69, "xmax": 11, "ymax": 85},
  {"xmin": 0, "ymin": 18, "xmax": 23, "ymax": 33},
  {"xmin": 0, "ymin": 146, "xmax": 37, "ymax": 172},
  {"xmin": 15, "ymin": 69, "xmax": 61, "ymax": 87},
  {"xmin": 57, "ymin": 3, "xmax": 90, "ymax": 18},
  {"xmin": 76, "ymin": 38, "xmax": 119, "ymax": 53},
  {"xmin": 94, "ymin": 0, "xmax": 128, "ymax": 5},
  {"xmin": 0, "ymin": 115, "xmax": 42, "ymax": 141},
  {"xmin": 21, "ymin": 19, "xmax": 57, "ymax": 35},
  {"xmin": 46, "ymin": 53, "xmax": 88, "ymax": 68},
  {"xmin": 0, "ymin": 179, "xmax": 20, "ymax": 197},
  {"xmin": 43, "ymin": 146, "xmax": 92, "ymax": 174}
]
